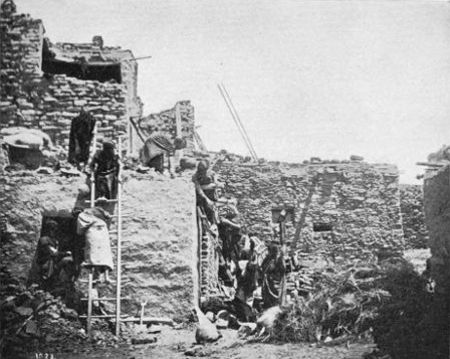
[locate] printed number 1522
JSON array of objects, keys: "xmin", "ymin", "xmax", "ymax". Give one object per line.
[{"xmin": 35, "ymin": 354, "xmax": 54, "ymax": 359}]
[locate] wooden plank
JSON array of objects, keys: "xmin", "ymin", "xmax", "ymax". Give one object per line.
[
  {"xmin": 81, "ymin": 297, "xmax": 132, "ymax": 302},
  {"xmin": 80, "ymin": 314, "xmax": 129, "ymax": 319},
  {"xmin": 110, "ymin": 316, "xmax": 174, "ymax": 326}
]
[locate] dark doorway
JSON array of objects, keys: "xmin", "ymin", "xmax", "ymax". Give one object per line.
[
  {"xmin": 41, "ymin": 39, "xmax": 122, "ymax": 83},
  {"xmin": 29, "ymin": 215, "xmax": 84, "ymax": 296}
]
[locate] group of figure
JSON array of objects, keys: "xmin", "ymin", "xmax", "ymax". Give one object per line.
[
  {"xmin": 193, "ymin": 160, "xmax": 287, "ymax": 311},
  {"xmin": 32, "ymin": 110, "xmax": 186, "ymax": 292},
  {"xmin": 32, "ymin": 220, "xmax": 76, "ymax": 292}
]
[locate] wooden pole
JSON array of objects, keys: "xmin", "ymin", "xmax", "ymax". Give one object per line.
[
  {"xmin": 416, "ymin": 162, "xmax": 445, "ymax": 168},
  {"xmin": 129, "ymin": 118, "xmax": 146, "ymax": 144},
  {"xmin": 89, "ymin": 122, "xmax": 98, "ymax": 206},
  {"xmin": 279, "ymin": 214, "xmax": 287, "ymax": 306},
  {"xmin": 86, "ymin": 120, "xmax": 97, "ymax": 338},
  {"xmin": 217, "ymin": 84, "xmax": 257, "ymax": 161},
  {"xmin": 115, "ymin": 138, "xmax": 123, "ymax": 337},
  {"xmin": 220, "ymin": 83, "xmax": 258, "ymax": 161},
  {"xmin": 175, "ymin": 103, "xmax": 182, "ymax": 138},
  {"xmin": 87, "ymin": 269, "xmax": 93, "ymax": 338}
]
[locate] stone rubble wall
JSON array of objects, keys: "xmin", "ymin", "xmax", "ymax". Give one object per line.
[
  {"xmin": 0, "ymin": 3, "xmax": 138, "ymax": 150},
  {"xmin": 423, "ymin": 165, "xmax": 450, "ymax": 296},
  {"xmin": 399, "ymin": 184, "xmax": 429, "ymax": 249},
  {"xmin": 214, "ymin": 160, "xmax": 404, "ymax": 260}
]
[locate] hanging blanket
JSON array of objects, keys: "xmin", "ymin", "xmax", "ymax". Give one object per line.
[
  {"xmin": 68, "ymin": 111, "xmax": 96, "ymax": 165},
  {"xmin": 77, "ymin": 208, "xmax": 113, "ymax": 270}
]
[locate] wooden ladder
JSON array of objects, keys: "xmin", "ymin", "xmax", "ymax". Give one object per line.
[{"xmin": 80, "ymin": 126, "xmax": 126, "ymax": 338}]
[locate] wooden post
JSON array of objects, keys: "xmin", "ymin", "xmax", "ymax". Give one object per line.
[
  {"xmin": 278, "ymin": 210, "xmax": 287, "ymax": 306},
  {"xmin": 115, "ymin": 138, "xmax": 123, "ymax": 337},
  {"xmin": 87, "ymin": 269, "xmax": 93, "ymax": 338},
  {"xmin": 89, "ymin": 122, "xmax": 98, "ymax": 206},
  {"xmin": 128, "ymin": 118, "xmax": 133, "ymax": 155},
  {"xmin": 175, "ymin": 102, "xmax": 182, "ymax": 138}
]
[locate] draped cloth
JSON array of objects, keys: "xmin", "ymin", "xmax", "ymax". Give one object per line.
[
  {"xmin": 77, "ymin": 208, "xmax": 113, "ymax": 271},
  {"xmin": 140, "ymin": 134, "xmax": 175, "ymax": 173},
  {"xmin": 68, "ymin": 111, "xmax": 96, "ymax": 165}
]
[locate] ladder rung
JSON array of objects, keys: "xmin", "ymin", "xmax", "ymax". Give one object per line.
[
  {"xmin": 79, "ymin": 314, "xmax": 129, "ymax": 319},
  {"xmin": 81, "ymin": 297, "xmax": 132, "ymax": 302},
  {"xmin": 78, "ymin": 279, "xmax": 131, "ymax": 284},
  {"xmin": 84, "ymin": 199, "xmax": 121, "ymax": 204}
]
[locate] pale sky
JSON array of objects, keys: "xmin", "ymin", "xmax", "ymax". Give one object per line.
[{"xmin": 17, "ymin": 0, "xmax": 450, "ymax": 183}]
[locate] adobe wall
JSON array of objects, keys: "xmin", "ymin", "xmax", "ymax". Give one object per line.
[
  {"xmin": 0, "ymin": 171, "xmax": 198, "ymax": 321},
  {"xmin": 214, "ymin": 159, "xmax": 404, "ymax": 260}
]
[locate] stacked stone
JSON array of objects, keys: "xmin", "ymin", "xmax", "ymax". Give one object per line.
[
  {"xmin": 0, "ymin": 0, "xmax": 135, "ymax": 150},
  {"xmin": 214, "ymin": 159, "xmax": 404, "ymax": 260},
  {"xmin": 0, "ymin": 0, "xmax": 44, "ymax": 125},
  {"xmin": 423, "ymin": 165, "xmax": 450, "ymax": 296},
  {"xmin": 399, "ymin": 184, "xmax": 429, "ymax": 249},
  {"xmin": 43, "ymin": 75, "xmax": 127, "ymax": 146},
  {"xmin": 139, "ymin": 101, "xmax": 196, "ymax": 153}
]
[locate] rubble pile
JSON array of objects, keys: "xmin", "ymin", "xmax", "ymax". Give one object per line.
[
  {"xmin": 214, "ymin": 158, "xmax": 404, "ymax": 260},
  {"xmin": 0, "ymin": 266, "xmax": 86, "ymax": 357},
  {"xmin": 268, "ymin": 258, "xmax": 438, "ymax": 359},
  {"xmin": 399, "ymin": 184, "xmax": 428, "ymax": 249}
]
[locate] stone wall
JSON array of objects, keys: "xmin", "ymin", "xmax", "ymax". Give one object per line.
[
  {"xmin": 400, "ymin": 184, "xmax": 429, "ymax": 249},
  {"xmin": 214, "ymin": 159, "xmax": 404, "ymax": 260},
  {"xmin": 423, "ymin": 165, "xmax": 450, "ymax": 296},
  {"xmin": 1, "ymin": 2, "xmax": 44, "ymax": 122},
  {"xmin": 136, "ymin": 101, "xmax": 196, "ymax": 154},
  {"xmin": 0, "ymin": 171, "xmax": 198, "ymax": 321},
  {"xmin": 0, "ymin": 1, "xmax": 141, "ymax": 150}
]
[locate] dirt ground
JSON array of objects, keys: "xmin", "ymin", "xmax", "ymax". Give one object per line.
[{"xmin": 33, "ymin": 327, "xmax": 375, "ymax": 359}]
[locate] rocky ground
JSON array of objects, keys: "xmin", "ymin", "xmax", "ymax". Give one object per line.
[{"xmin": 37, "ymin": 327, "xmax": 376, "ymax": 359}]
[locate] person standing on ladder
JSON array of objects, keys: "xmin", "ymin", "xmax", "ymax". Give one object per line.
[{"xmin": 90, "ymin": 141, "xmax": 120, "ymax": 200}]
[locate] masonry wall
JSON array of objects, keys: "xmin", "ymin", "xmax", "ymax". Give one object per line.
[
  {"xmin": 0, "ymin": 171, "xmax": 198, "ymax": 321},
  {"xmin": 214, "ymin": 159, "xmax": 404, "ymax": 260},
  {"xmin": 400, "ymin": 184, "xmax": 428, "ymax": 249},
  {"xmin": 0, "ymin": 3, "xmax": 139, "ymax": 150},
  {"xmin": 423, "ymin": 165, "xmax": 450, "ymax": 295}
]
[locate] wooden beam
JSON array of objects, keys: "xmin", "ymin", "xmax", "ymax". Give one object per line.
[{"xmin": 416, "ymin": 162, "xmax": 445, "ymax": 168}]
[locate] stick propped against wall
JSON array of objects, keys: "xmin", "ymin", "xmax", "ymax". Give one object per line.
[{"xmin": 217, "ymin": 83, "xmax": 258, "ymax": 162}]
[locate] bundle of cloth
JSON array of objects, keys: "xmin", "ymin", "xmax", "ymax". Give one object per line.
[{"xmin": 76, "ymin": 207, "xmax": 113, "ymax": 280}]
